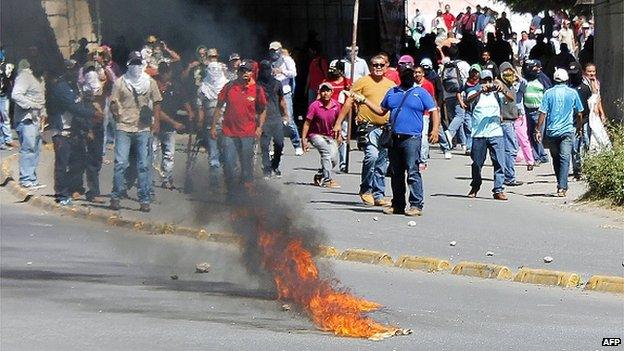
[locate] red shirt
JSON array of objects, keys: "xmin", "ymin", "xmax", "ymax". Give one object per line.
[
  {"xmin": 417, "ymin": 79, "xmax": 436, "ymax": 100},
  {"xmin": 322, "ymin": 77, "xmax": 351, "ymax": 104},
  {"xmin": 308, "ymin": 56, "xmax": 329, "ymax": 92},
  {"xmin": 443, "ymin": 12, "xmax": 456, "ymax": 31},
  {"xmin": 218, "ymin": 80, "xmax": 267, "ymax": 137},
  {"xmin": 384, "ymin": 68, "xmax": 401, "ymax": 85}
]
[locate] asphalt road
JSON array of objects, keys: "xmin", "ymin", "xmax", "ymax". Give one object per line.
[{"xmin": 2, "ymin": 188, "xmax": 622, "ymax": 351}]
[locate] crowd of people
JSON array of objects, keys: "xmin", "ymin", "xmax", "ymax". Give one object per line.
[{"xmin": 0, "ymin": 5, "xmax": 611, "ymax": 215}]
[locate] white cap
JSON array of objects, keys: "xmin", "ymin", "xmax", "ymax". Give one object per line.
[
  {"xmin": 269, "ymin": 41, "xmax": 282, "ymax": 50},
  {"xmin": 553, "ymin": 68, "xmax": 569, "ymax": 82}
]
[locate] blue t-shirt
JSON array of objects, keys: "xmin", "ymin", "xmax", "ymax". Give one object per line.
[
  {"xmin": 380, "ymin": 86, "xmax": 436, "ymax": 136},
  {"xmin": 467, "ymin": 86, "xmax": 504, "ymax": 138},
  {"xmin": 538, "ymin": 84, "xmax": 584, "ymax": 138}
]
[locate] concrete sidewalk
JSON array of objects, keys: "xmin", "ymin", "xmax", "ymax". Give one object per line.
[{"xmin": 2, "ymin": 137, "xmax": 623, "ymax": 278}]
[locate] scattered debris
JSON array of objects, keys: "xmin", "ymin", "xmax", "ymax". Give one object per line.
[
  {"xmin": 407, "ymin": 221, "xmax": 417, "ymax": 227},
  {"xmin": 356, "ymin": 218, "xmax": 361, "ymax": 222},
  {"xmin": 26, "ymin": 261, "xmax": 32, "ymax": 265},
  {"xmin": 372, "ymin": 217, "xmax": 379, "ymax": 221},
  {"xmin": 449, "ymin": 241, "xmax": 457, "ymax": 246},
  {"xmin": 543, "ymin": 256, "xmax": 554, "ymax": 263},
  {"xmin": 485, "ymin": 251, "xmax": 494, "ymax": 257},
  {"xmin": 170, "ymin": 274, "xmax": 179, "ymax": 280},
  {"xmin": 281, "ymin": 303, "xmax": 292, "ymax": 311},
  {"xmin": 195, "ymin": 262, "xmax": 211, "ymax": 273}
]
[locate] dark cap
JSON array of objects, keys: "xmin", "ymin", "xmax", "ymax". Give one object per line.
[
  {"xmin": 126, "ymin": 51, "xmax": 143, "ymax": 66},
  {"xmin": 238, "ymin": 59, "xmax": 254, "ymax": 72},
  {"xmin": 568, "ymin": 61, "xmax": 581, "ymax": 74},
  {"xmin": 398, "ymin": 61, "xmax": 415, "ymax": 72},
  {"xmin": 228, "ymin": 53, "xmax": 241, "ymax": 61}
]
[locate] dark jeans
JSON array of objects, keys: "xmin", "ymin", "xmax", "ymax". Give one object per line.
[
  {"xmin": 526, "ymin": 107, "xmax": 549, "ymax": 163},
  {"xmin": 388, "ymin": 135, "xmax": 424, "ymax": 210},
  {"xmin": 470, "ymin": 136, "xmax": 505, "ymax": 194},
  {"xmin": 260, "ymin": 122, "xmax": 284, "ymax": 174},
  {"xmin": 52, "ymin": 135, "xmax": 72, "ymax": 201},
  {"xmin": 221, "ymin": 135, "xmax": 255, "ymax": 192},
  {"xmin": 545, "ymin": 132, "xmax": 574, "ymax": 190},
  {"xmin": 572, "ymin": 122, "xmax": 590, "ymax": 176},
  {"xmin": 69, "ymin": 127, "xmax": 104, "ymax": 199}
]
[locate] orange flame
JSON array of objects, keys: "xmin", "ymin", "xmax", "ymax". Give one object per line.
[{"xmin": 257, "ymin": 227, "xmax": 400, "ymax": 339}]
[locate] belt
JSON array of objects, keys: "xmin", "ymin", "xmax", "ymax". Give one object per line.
[{"xmin": 392, "ymin": 133, "xmax": 419, "ymax": 140}]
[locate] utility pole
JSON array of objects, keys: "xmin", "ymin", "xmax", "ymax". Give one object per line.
[{"xmin": 345, "ymin": 0, "xmax": 359, "ymax": 173}]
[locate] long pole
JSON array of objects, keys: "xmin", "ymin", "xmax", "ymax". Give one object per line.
[{"xmin": 345, "ymin": 0, "xmax": 359, "ymax": 173}]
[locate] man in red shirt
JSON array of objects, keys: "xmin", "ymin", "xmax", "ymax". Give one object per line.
[
  {"xmin": 414, "ymin": 64, "xmax": 438, "ymax": 170},
  {"xmin": 211, "ymin": 60, "xmax": 267, "ymax": 193},
  {"xmin": 306, "ymin": 44, "xmax": 328, "ymax": 105},
  {"xmin": 379, "ymin": 52, "xmax": 400, "ymax": 85},
  {"xmin": 442, "ymin": 4, "xmax": 456, "ymax": 32}
]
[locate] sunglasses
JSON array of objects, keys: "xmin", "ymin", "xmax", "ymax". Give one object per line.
[{"xmin": 371, "ymin": 63, "xmax": 385, "ymax": 68}]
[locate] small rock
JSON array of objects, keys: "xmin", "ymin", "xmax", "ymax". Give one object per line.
[
  {"xmin": 281, "ymin": 303, "xmax": 291, "ymax": 311},
  {"xmin": 407, "ymin": 221, "xmax": 417, "ymax": 227},
  {"xmin": 170, "ymin": 274, "xmax": 179, "ymax": 280},
  {"xmin": 485, "ymin": 251, "xmax": 494, "ymax": 257},
  {"xmin": 356, "ymin": 218, "xmax": 361, "ymax": 222},
  {"xmin": 543, "ymin": 256, "xmax": 554, "ymax": 263},
  {"xmin": 372, "ymin": 217, "xmax": 379, "ymax": 221},
  {"xmin": 195, "ymin": 262, "xmax": 211, "ymax": 273},
  {"xmin": 449, "ymin": 241, "xmax": 457, "ymax": 247},
  {"xmin": 26, "ymin": 261, "xmax": 32, "ymax": 265}
]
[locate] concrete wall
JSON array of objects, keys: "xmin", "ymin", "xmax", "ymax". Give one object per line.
[
  {"xmin": 594, "ymin": 0, "xmax": 624, "ymax": 122},
  {"xmin": 41, "ymin": 0, "xmax": 97, "ymax": 58}
]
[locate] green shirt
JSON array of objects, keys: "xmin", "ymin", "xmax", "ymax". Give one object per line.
[{"xmin": 523, "ymin": 79, "xmax": 545, "ymax": 109}]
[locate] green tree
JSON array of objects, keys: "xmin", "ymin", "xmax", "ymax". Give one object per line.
[{"xmin": 498, "ymin": 0, "xmax": 578, "ymax": 13}]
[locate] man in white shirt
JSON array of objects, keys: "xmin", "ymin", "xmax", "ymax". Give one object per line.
[{"xmin": 330, "ymin": 46, "xmax": 369, "ymax": 82}]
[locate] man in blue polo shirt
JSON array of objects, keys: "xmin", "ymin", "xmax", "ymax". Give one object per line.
[
  {"xmin": 535, "ymin": 68, "xmax": 584, "ymax": 197},
  {"xmin": 354, "ymin": 58, "xmax": 440, "ymax": 216}
]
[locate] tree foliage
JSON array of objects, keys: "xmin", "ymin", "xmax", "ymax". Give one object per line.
[{"xmin": 497, "ymin": 0, "xmax": 579, "ymax": 13}]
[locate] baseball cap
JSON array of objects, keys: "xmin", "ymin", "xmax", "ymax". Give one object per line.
[
  {"xmin": 525, "ymin": 59, "xmax": 542, "ymax": 69},
  {"xmin": 469, "ymin": 64, "xmax": 482, "ymax": 73},
  {"xmin": 126, "ymin": 51, "xmax": 143, "ymax": 66},
  {"xmin": 398, "ymin": 61, "xmax": 415, "ymax": 72},
  {"xmin": 553, "ymin": 68, "xmax": 569, "ymax": 82},
  {"xmin": 207, "ymin": 48, "xmax": 219, "ymax": 57},
  {"xmin": 146, "ymin": 35, "xmax": 158, "ymax": 43},
  {"xmin": 318, "ymin": 82, "xmax": 334, "ymax": 92},
  {"xmin": 480, "ymin": 70, "xmax": 493, "ymax": 80},
  {"xmin": 568, "ymin": 61, "xmax": 581, "ymax": 74},
  {"xmin": 238, "ymin": 59, "xmax": 254, "ymax": 72},
  {"xmin": 228, "ymin": 53, "xmax": 241, "ymax": 61},
  {"xmin": 420, "ymin": 58, "xmax": 433, "ymax": 68},
  {"xmin": 398, "ymin": 55, "xmax": 415, "ymax": 65},
  {"xmin": 269, "ymin": 41, "xmax": 282, "ymax": 50},
  {"xmin": 582, "ymin": 22, "xmax": 590, "ymax": 28}
]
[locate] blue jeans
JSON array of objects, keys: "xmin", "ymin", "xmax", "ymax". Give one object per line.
[
  {"xmin": 470, "ymin": 136, "xmax": 505, "ymax": 194},
  {"xmin": 111, "ymin": 130, "xmax": 152, "ymax": 204},
  {"xmin": 0, "ymin": 96, "xmax": 11, "ymax": 145},
  {"xmin": 388, "ymin": 135, "xmax": 424, "ymax": 210},
  {"xmin": 203, "ymin": 127, "xmax": 222, "ymax": 168},
  {"xmin": 283, "ymin": 93, "xmax": 301, "ymax": 149},
  {"xmin": 221, "ymin": 136, "xmax": 255, "ymax": 192},
  {"xmin": 572, "ymin": 122, "xmax": 590, "ymax": 176},
  {"xmin": 445, "ymin": 97, "xmax": 470, "ymax": 147},
  {"xmin": 359, "ymin": 127, "xmax": 388, "ymax": 200},
  {"xmin": 501, "ymin": 122, "xmax": 519, "ymax": 183},
  {"xmin": 338, "ymin": 120, "xmax": 348, "ymax": 170},
  {"xmin": 153, "ymin": 130, "xmax": 176, "ymax": 183},
  {"xmin": 546, "ymin": 132, "xmax": 574, "ymax": 191},
  {"xmin": 526, "ymin": 107, "xmax": 549, "ymax": 163},
  {"xmin": 15, "ymin": 119, "xmax": 41, "ymax": 185}
]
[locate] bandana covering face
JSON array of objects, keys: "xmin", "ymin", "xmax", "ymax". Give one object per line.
[
  {"xmin": 123, "ymin": 64, "xmax": 151, "ymax": 95},
  {"xmin": 200, "ymin": 62, "xmax": 227, "ymax": 100}
]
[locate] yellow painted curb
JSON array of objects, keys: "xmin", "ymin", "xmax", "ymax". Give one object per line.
[
  {"xmin": 395, "ymin": 255, "xmax": 451, "ymax": 272},
  {"xmin": 451, "ymin": 262, "xmax": 513, "ymax": 280},
  {"xmin": 317, "ymin": 245, "xmax": 340, "ymax": 258},
  {"xmin": 339, "ymin": 249, "xmax": 394, "ymax": 266},
  {"xmin": 513, "ymin": 268, "xmax": 581, "ymax": 288},
  {"xmin": 584, "ymin": 275, "xmax": 624, "ymax": 294}
]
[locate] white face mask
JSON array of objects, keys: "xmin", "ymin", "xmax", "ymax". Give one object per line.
[{"xmin": 127, "ymin": 65, "xmax": 143, "ymax": 79}]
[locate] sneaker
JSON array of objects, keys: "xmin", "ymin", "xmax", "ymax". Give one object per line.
[
  {"xmin": 527, "ymin": 164, "xmax": 534, "ymax": 171},
  {"xmin": 555, "ymin": 189, "xmax": 567, "ymax": 197},
  {"xmin": 467, "ymin": 187, "xmax": 479, "ymax": 198},
  {"xmin": 263, "ymin": 172, "xmax": 272, "ymax": 180},
  {"xmin": 269, "ymin": 150, "xmax": 275, "ymax": 157},
  {"xmin": 5, "ymin": 141, "xmax": 17, "ymax": 148},
  {"xmin": 444, "ymin": 130, "xmax": 454, "ymax": 148},
  {"xmin": 419, "ymin": 163, "xmax": 427, "ymax": 172},
  {"xmin": 493, "ymin": 192, "xmax": 508, "ymax": 201},
  {"xmin": 405, "ymin": 207, "xmax": 423, "ymax": 216},
  {"xmin": 382, "ymin": 206, "xmax": 405, "ymax": 215},
  {"xmin": 139, "ymin": 203, "xmax": 151, "ymax": 212},
  {"xmin": 71, "ymin": 192, "xmax": 82, "ymax": 200},
  {"xmin": 295, "ymin": 147, "xmax": 304, "ymax": 156},
  {"xmin": 313, "ymin": 174, "xmax": 323, "ymax": 186},
  {"xmin": 444, "ymin": 151, "xmax": 453, "ymax": 160},
  {"xmin": 110, "ymin": 199, "xmax": 121, "ymax": 210},
  {"xmin": 273, "ymin": 169, "xmax": 282, "ymax": 178},
  {"xmin": 322, "ymin": 179, "xmax": 341, "ymax": 189},
  {"xmin": 374, "ymin": 198, "xmax": 391, "ymax": 207},
  {"xmin": 22, "ymin": 183, "xmax": 47, "ymax": 190},
  {"xmin": 461, "ymin": 145, "xmax": 467, "ymax": 154},
  {"xmin": 59, "ymin": 198, "xmax": 73, "ymax": 206},
  {"xmin": 87, "ymin": 195, "xmax": 107, "ymax": 204},
  {"xmin": 360, "ymin": 193, "xmax": 375, "ymax": 206},
  {"xmin": 504, "ymin": 180, "xmax": 524, "ymax": 187}
]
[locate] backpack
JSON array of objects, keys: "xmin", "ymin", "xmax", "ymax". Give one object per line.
[{"xmin": 442, "ymin": 61, "xmax": 463, "ymax": 94}]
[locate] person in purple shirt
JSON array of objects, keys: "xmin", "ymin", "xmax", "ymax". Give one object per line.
[
  {"xmin": 353, "ymin": 60, "xmax": 441, "ymax": 216},
  {"xmin": 302, "ymin": 82, "xmax": 341, "ymax": 189}
]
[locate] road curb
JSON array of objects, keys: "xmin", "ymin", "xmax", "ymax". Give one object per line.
[
  {"xmin": 339, "ymin": 249, "xmax": 394, "ymax": 266},
  {"xmin": 584, "ymin": 275, "xmax": 624, "ymax": 294},
  {"xmin": 513, "ymin": 268, "xmax": 581, "ymax": 288},
  {"xmin": 1, "ymin": 153, "xmax": 619, "ymax": 295},
  {"xmin": 451, "ymin": 262, "xmax": 513, "ymax": 280},
  {"xmin": 395, "ymin": 255, "xmax": 450, "ymax": 272}
]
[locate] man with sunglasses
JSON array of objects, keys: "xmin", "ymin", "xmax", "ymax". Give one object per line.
[
  {"xmin": 334, "ymin": 55, "xmax": 396, "ymax": 206},
  {"xmin": 352, "ymin": 60, "xmax": 441, "ymax": 216}
]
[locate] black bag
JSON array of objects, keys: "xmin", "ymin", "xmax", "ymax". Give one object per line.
[
  {"xmin": 356, "ymin": 123, "xmax": 376, "ymax": 150},
  {"xmin": 130, "ymin": 85, "xmax": 153, "ymax": 126},
  {"xmin": 379, "ymin": 87, "xmax": 416, "ymax": 149}
]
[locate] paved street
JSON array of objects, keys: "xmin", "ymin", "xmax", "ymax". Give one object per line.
[{"xmin": 1, "ymin": 193, "xmax": 622, "ymax": 350}]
